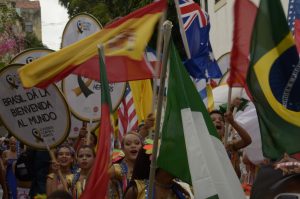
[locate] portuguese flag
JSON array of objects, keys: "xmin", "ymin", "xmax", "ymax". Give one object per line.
[
  {"xmin": 80, "ymin": 47, "xmax": 113, "ymax": 199},
  {"xmin": 247, "ymin": 0, "xmax": 300, "ymax": 159}
]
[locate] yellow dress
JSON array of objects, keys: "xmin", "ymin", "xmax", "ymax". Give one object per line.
[
  {"xmin": 48, "ymin": 173, "xmax": 73, "ymax": 192},
  {"xmin": 109, "ymin": 162, "xmax": 129, "ymax": 199},
  {"xmin": 132, "ymin": 179, "xmax": 193, "ymax": 199},
  {"xmin": 66, "ymin": 173, "xmax": 86, "ymax": 199},
  {"xmin": 135, "ymin": 180, "xmax": 147, "ymax": 199}
]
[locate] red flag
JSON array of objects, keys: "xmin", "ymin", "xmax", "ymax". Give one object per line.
[
  {"xmin": 80, "ymin": 48, "xmax": 113, "ymax": 199},
  {"xmin": 295, "ymin": 19, "xmax": 300, "ymax": 52},
  {"xmin": 227, "ymin": 0, "xmax": 257, "ymax": 87}
]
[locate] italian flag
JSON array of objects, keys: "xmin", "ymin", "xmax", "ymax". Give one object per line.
[{"xmin": 157, "ymin": 42, "xmax": 245, "ymax": 199}]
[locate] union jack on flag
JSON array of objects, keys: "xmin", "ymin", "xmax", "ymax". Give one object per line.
[
  {"xmin": 178, "ymin": 0, "xmax": 222, "ymax": 79},
  {"xmin": 117, "ymin": 84, "xmax": 138, "ymax": 144},
  {"xmin": 179, "ymin": 0, "xmax": 208, "ymax": 31}
]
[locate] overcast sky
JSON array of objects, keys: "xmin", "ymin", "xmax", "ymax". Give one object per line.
[{"xmin": 39, "ymin": 0, "xmax": 69, "ymax": 50}]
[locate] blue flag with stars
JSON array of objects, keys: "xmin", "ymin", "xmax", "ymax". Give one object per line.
[{"xmin": 178, "ymin": 0, "xmax": 222, "ymax": 79}]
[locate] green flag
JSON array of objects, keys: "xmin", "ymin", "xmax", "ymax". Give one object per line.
[
  {"xmin": 247, "ymin": 0, "xmax": 300, "ymax": 159},
  {"xmin": 157, "ymin": 41, "xmax": 245, "ymax": 199}
]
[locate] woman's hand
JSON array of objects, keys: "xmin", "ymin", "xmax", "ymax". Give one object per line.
[
  {"xmin": 139, "ymin": 113, "xmax": 155, "ymax": 138},
  {"xmin": 274, "ymin": 153, "xmax": 300, "ymax": 175},
  {"xmin": 224, "ymin": 111, "xmax": 234, "ymax": 125},
  {"xmin": 50, "ymin": 161, "xmax": 60, "ymax": 174}
]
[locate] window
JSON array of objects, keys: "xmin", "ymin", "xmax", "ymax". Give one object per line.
[
  {"xmin": 214, "ymin": 0, "xmax": 226, "ymax": 11},
  {"xmin": 25, "ymin": 22, "xmax": 33, "ymax": 33}
]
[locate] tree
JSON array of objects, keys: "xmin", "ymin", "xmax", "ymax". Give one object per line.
[
  {"xmin": 24, "ymin": 32, "xmax": 46, "ymax": 49},
  {"xmin": 58, "ymin": 0, "xmax": 154, "ymax": 25}
]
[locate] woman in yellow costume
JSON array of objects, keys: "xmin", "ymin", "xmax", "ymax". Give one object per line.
[
  {"xmin": 109, "ymin": 113, "xmax": 155, "ymax": 198},
  {"xmin": 46, "ymin": 145, "xmax": 75, "ymax": 196},
  {"xmin": 68, "ymin": 145, "xmax": 95, "ymax": 199},
  {"xmin": 109, "ymin": 132, "xmax": 144, "ymax": 198},
  {"xmin": 124, "ymin": 147, "xmax": 193, "ymax": 199}
]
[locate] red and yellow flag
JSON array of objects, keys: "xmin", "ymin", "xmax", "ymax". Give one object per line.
[{"xmin": 18, "ymin": 0, "xmax": 167, "ymax": 88}]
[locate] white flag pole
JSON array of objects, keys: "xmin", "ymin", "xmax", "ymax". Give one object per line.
[
  {"xmin": 148, "ymin": 20, "xmax": 173, "ymax": 199},
  {"xmin": 174, "ymin": 0, "xmax": 192, "ymax": 59}
]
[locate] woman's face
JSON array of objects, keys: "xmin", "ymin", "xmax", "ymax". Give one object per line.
[
  {"xmin": 77, "ymin": 147, "xmax": 95, "ymax": 170},
  {"xmin": 9, "ymin": 137, "xmax": 16, "ymax": 151},
  {"xmin": 123, "ymin": 134, "xmax": 142, "ymax": 161},
  {"xmin": 210, "ymin": 113, "xmax": 225, "ymax": 137},
  {"xmin": 57, "ymin": 147, "xmax": 73, "ymax": 168}
]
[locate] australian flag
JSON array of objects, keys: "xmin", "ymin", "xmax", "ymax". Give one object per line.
[{"xmin": 178, "ymin": 0, "xmax": 222, "ymax": 79}]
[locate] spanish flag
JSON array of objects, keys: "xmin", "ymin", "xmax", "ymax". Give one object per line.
[{"xmin": 18, "ymin": 0, "xmax": 167, "ymax": 88}]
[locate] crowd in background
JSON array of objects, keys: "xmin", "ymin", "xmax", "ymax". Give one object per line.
[{"xmin": 0, "ymin": 98, "xmax": 299, "ymax": 199}]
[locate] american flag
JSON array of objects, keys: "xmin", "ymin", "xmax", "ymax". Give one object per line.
[
  {"xmin": 288, "ymin": 0, "xmax": 297, "ymax": 33},
  {"xmin": 287, "ymin": 0, "xmax": 300, "ymax": 51},
  {"xmin": 117, "ymin": 84, "xmax": 138, "ymax": 143},
  {"xmin": 177, "ymin": 0, "xmax": 222, "ymax": 79}
]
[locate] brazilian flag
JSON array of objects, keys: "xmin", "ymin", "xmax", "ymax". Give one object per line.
[{"xmin": 248, "ymin": 0, "xmax": 300, "ymax": 160}]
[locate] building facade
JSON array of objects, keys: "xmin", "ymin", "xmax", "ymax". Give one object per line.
[
  {"xmin": 13, "ymin": 0, "xmax": 42, "ymax": 40},
  {"xmin": 201, "ymin": 0, "xmax": 289, "ymax": 74}
]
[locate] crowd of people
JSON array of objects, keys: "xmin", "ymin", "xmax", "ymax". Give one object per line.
[{"xmin": 0, "ymin": 98, "xmax": 299, "ymax": 199}]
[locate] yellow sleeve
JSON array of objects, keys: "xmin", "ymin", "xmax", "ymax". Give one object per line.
[
  {"xmin": 112, "ymin": 164, "xmax": 123, "ymax": 180},
  {"xmin": 47, "ymin": 173, "xmax": 55, "ymax": 180},
  {"xmin": 65, "ymin": 174, "xmax": 74, "ymax": 187}
]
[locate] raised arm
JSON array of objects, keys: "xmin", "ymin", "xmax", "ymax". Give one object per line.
[
  {"xmin": 139, "ymin": 113, "xmax": 155, "ymax": 139},
  {"xmin": 224, "ymin": 111, "xmax": 252, "ymax": 150}
]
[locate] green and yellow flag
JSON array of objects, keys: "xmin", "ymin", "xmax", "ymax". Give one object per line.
[{"xmin": 247, "ymin": 0, "xmax": 300, "ymax": 159}]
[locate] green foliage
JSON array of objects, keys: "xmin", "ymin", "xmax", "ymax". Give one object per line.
[
  {"xmin": 0, "ymin": 5, "xmax": 21, "ymax": 32},
  {"xmin": 24, "ymin": 33, "xmax": 46, "ymax": 49}
]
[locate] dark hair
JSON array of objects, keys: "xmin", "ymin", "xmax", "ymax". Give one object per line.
[
  {"xmin": 77, "ymin": 145, "xmax": 96, "ymax": 157},
  {"xmin": 55, "ymin": 144, "xmax": 75, "ymax": 158},
  {"xmin": 48, "ymin": 190, "xmax": 72, "ymax": 199},
  {"xmin": 131, "ymin": 147, "xmax": 151, "ymax": 180},
  {"xmin": 209, "ymin": 110, "xmax": 224, "ymax": 121},
  {"xmin": 89, "ymin": 132, "xmax": 98, "ymax": 146}
]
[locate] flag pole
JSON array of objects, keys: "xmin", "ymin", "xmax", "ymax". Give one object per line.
[
  {"xmin": 86, "ymin": 118, "xmax": 92, "ymax": 146},
  {"xmin": 148, "ymin": 20, "xmax": 173, "ymax": 199},
  {"xmin": 152, "ymin": 10, "xmax": 167, "ymax": 113},
  {"xmin": 174, "ymin": 0, "xmax": 191, "ymax": 59},
  {"xmin": 224, "ymin": 86, "xmax": 232, "ymax": 146}
]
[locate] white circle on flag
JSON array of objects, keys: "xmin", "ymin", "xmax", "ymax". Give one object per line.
[
  {"xmin": 0, "ymin": 64, "xmax": 70, "ymax": 149},
  {"xmin": 62, "ymin": 74, "xmax": 125, "ymax": 121}
]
